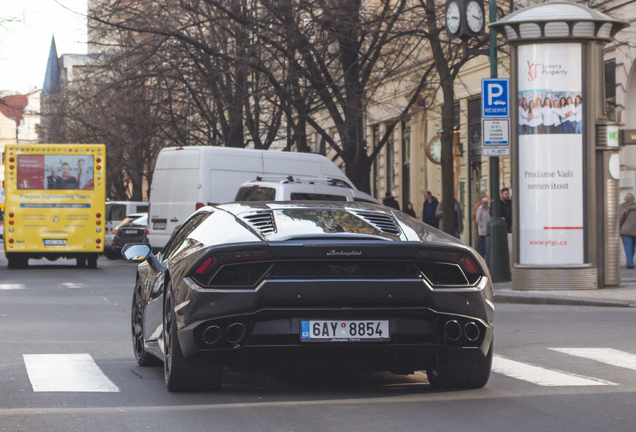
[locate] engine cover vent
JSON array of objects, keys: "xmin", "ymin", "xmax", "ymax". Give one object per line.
[
  {"xmin": 350, "ymin": 210, "xmax": 401, "ymax": 236},
  {"xmin": 241, "ymin": 211, "xmax": 277, "ymax": 236}
]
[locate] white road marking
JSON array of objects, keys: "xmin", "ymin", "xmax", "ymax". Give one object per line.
[
  {"xmin": 0, "ymin": 284, "xmax": 25, "ymax": 290},
  {"xmin": 59, "ymin": 283, "xmax": 85, "ymax": 289},
  {"xmin": 492, "ymin": 355, "xmax": 616, "ymax": 386},
  {"xmin": 23, "ymin": 354, "xmax": 119, "ymax": 392},
  {"xmin": 550, "ymin": 348, "xmax": 636, "ymax": 371}
]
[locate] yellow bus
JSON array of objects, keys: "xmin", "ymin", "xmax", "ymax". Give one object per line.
[{"xmin": 4, "ymin": 144, "xmax": 106, "ymax": 268}]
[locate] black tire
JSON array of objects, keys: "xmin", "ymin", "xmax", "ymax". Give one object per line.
[
  {"xmin": 163, "ymin": 284, "xmax": 223, "ymax": 392},
  {"xmin": 131, "ymin": 286, "xmax": 162, "ymax": 367},
  {"xmin": 427, "ymin": 341, "xmax": 493, "ymax": 389},
  {"xmin": 87, "ymin": 255, "xmax": 98, "ymax": 269},
  {"xmin": 105, "ymin": 249, "xmax": 119, "ymax": 260},
  {"xmin": 7, "ymin": 254, "xmax": 28, "ymax": 269},
  {"xmin": 76, "ymin": 257, "xmax": 87, "ymax": 268}
]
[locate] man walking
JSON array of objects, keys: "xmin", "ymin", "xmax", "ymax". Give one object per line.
[
  {"xmin": 500, "ymin": 187, "xmax": 512, "ymax": 233},
  {"xmin": 422, "ymin": 191, "xmax": 439, "ymax": 228}
]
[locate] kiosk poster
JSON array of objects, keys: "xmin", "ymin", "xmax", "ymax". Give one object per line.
[{"xmin": 517, "ymin": 43, "xmax": 584, "ymax": 265}]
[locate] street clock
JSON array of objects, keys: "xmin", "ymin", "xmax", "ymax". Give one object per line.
[
  {"xmin": 445, "ymin": 1, "xmax": 461, "ymax": 36},
  {"xmin": 466, "ymin": 0, "xmax": 485, "ymax": 35},
  {"xmin": 445, "ymin": 0, "xmax": 486, "ymax": 39}
]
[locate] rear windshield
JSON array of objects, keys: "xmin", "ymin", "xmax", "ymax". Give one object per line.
[
  {"xmin": 235, "ymin": 187, "xmax": 276, "ymax": 201},
  {"xmin": 290, "ymin": 193, "xmax": 347, "ymax": 201},
  {"xmin": 106, "ymin": 204, "xmax": 127, "ymax": 221}
]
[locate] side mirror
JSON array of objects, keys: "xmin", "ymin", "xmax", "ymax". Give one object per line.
[{"xmin": 122, "ymin": 243, "xmax": 152, "ymax": 262}]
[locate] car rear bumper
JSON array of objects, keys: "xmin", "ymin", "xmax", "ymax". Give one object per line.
[{"xmin": 177, "ymin": 307, "xmax": 493, "ymax": 372}]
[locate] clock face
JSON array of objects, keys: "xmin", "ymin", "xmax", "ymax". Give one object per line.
[
  {"xmin": 446, "ymin": 2, "xmax": 461, "ymax": 35},
  {"xmin": 427, "ymin": 136, "xmax": 442, "ymax": 165},
  {"xmin": 466, "ymin": 1, "xmax": 484, "ymax": 33}
]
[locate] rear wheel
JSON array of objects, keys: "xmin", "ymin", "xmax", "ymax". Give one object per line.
[
  {"xmin": 426, "ymin": 341, "xmax": 493, "ymax": 389},
  {"xmin": 87, "ymin": 254, "xmax": 98, "ymax": 269},
  {"xmin": 131, "ymin": 286, "xmax": 162, "ymax": 367},
  {"xmin": 105, "ymin": 249, "xmax": 119, "ymax": 260},
  {"xmin": 7, "ymin": 254, "xmax": 28, "ymax": 269},
  {"xmin": 163, "ymin": 284, "xmax": 223, "ymax": 392},
  {"xmin": 76, "ymin": 257, "xmax": 87, "ymax": 268}
]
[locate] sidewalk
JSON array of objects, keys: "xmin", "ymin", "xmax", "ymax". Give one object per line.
[{"xmin": 493, "ymin": 267, "xmax": 636, "ymax": 307}]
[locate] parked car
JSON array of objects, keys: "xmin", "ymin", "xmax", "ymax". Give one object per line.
[
  {"xmin": 235, "ymin": 176, "xmax": 381, "ymax": 204},
  {"xmin": 111, "ymin": 213, "xmax": 148, "ymax": 258},
  {"xmin": 105, "ymin": 201, "xmax": 148, "ymax": 258},
  {"xmin": 123, "ymin": 201, "xmax": 494, "ymax": 392}
]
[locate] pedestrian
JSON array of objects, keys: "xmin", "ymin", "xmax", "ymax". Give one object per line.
[
  {"xmin": 435, "ymin": 198, "xmax": 463, "ymax": 239},
  {"xmin": 475, "ymin": 197, "xmax": 490, "ymax": 257},
  {"xmin": 404, "ymin": 202, "xmax": 417, "ymax": 218},
  {"xmin": 421, "ymin": 191, "xmax": 439, "ymax": 228},
  {"xmin": 382, "ymin": 191, "xmax": 400, "ymax": 211},
  {"xmin": 619, "ymin": 193, "xmax": 636, "ymax": 269},
  {"xmin": 499, "ymin": 187, "xmax": 512, "ymax": 233},
  {"xmin": 473, "ymin": 194, "xmax": 489, "ymax": 253}
]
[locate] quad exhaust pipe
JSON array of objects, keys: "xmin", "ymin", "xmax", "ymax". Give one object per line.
[
  {"xmin": 225, "ymin": 322, "xmax": 247, "ymax": 344},
  {"xmin": 202, "ymin": 322, "xmax": 248, "ymax": 345},
  {"xmin": 443, "ymin": 320, "xmax": 480, "ymax": 343},
  {"xmin": 464, "ymin": 321, "xmax": 480, "ymax": 342},
  {"xmin": 202, "ymin": 325, "xmax": 222, "ymax": 345},
  {"xmin": 444, "ymin": 320, "xmax": 462, "ymax": 342}
]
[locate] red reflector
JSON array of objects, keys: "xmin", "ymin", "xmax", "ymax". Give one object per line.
[
  {"xmin": 9, "ymin": 239, "xmax": 14, "ymax": 244},
  {"xmin": 252, "ymin": 184, "xmax": 259, "ymax": 188},
  {"xmin": 461, "ymin": 256, "xmax": 479, "ymax": 274},
  {"xmin": 195, "ymin": 202, "xmax": 205, "ymax": 210},
  {"xmin": 96, "ymin": 239, "xmax": 101, "ymax": 244},
  {"xmin": 9, "ymin": 213, "xmax": 14, "ymax": 218},
  {"xmin": 96, "ymin": 213, "xmax": 102, "ymax": 218},
  {"xmin": 195, "ymin": 257, "xmax": 213, "ymax": 274}
]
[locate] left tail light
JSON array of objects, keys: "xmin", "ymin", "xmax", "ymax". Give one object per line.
[
  {"xmin": 191, "ymin": 248, "xmax": 273, "ymax": 287},
  {"xmin": 414, "ymin": 249, "xmax": 483, "ymax": 286}
]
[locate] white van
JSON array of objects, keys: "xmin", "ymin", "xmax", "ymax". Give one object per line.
[
  {"xmin": 147, "ymin": 146, "xmax": 357, "ymax": 249},
  {"xmin": 104, "ymin": 201, "xmax": 149, "ymax": 257},
  {"xmin": 235, "ymin": 177, "xmax": 381, "ymax": 204}
]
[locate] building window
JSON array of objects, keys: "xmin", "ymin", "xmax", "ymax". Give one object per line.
[
  {"xmin": 605, "ymin": 59, "xmax": 616, "ymax": 120},
  {"xmin": 401, "ymin": 119, "xmax": 411, "ymax": 209},
  {"xmin": 386, "ymin": 128, "xmax": 394, "ymax": 195},
  {"xmin": 468, "ymin": 98, "xmax": 482, "ymax": 160},
  {"xmin": 371, "ymin": 124, "xmax": 379, "ymax": 198}
]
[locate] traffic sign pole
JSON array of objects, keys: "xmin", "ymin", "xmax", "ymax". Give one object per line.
[{"xmin": 485, "ymin": 0, "xmax": 511, "ymax": 282}]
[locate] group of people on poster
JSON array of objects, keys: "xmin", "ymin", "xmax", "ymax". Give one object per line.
[
  {"xmin": 46, "ymin": 158, "xmax": 94, "ymax": 190},
  {"xmin": 518, "ymin": 93, "xmax": 583, "ymax": 135}
]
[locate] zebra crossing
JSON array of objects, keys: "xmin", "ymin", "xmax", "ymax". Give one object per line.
[
  {"xmin": 20, "ymin": 347, "xmax": 636, "ymax": 392},
  {"xmin": 0, "ymin": 282, "xmax": 87, "ymax": 290}
]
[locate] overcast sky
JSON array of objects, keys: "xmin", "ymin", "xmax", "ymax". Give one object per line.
[{"xmin": 0, "ymin": 0, "xmax": 87, "ymax": 94}]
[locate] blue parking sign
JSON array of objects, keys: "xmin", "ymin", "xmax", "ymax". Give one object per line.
[{"xmin": 482, "ymin": 78, "xmax": 510, "ymax": 118}]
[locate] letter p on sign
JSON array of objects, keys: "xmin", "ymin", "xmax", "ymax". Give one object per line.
[{"xmin": 488, "ymin": 84, "xmax": 503, "ymax": 106}]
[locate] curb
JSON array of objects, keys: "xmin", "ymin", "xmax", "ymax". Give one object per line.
[{"xmin": 494, "ymin": 293, "xmax": 633, "ymax": 308}]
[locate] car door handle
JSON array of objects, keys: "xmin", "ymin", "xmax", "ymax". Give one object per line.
[{"xmin": 170, "ymin": 218, "xmax": 178, "ymax": 222}]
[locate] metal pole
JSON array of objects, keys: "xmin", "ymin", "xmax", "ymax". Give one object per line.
[{"xmin": 485, "ymin": 0, "xmax": 511, "ymax": 282}]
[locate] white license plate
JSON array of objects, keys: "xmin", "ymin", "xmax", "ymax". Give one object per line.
[
  {"xmin": 153, "ymin": 222, "xmax": 166, "ymax": 230},
  {"xmin": 124, "ymin": 230, "xmax": 139, "ymax": 235},
  {"xmin": 44, "ymin": 239, "xmax": 66, "ymax": 246},
  {"xmin": 301, "ymin": 320, "xmax": 389, "ymax": 342}
]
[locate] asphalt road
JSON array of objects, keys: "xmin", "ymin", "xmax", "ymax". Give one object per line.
[{"xmin": 1, "ymin": 254, "xmax": 636, "ymax": 431}]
